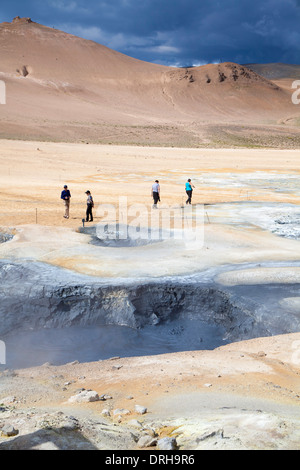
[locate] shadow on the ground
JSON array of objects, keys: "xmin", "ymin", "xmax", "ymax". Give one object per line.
[{"xmin": 0, "ymin": 426, "xmax": 98, "ymax": 450}]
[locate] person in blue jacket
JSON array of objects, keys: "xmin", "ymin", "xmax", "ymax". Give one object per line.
[
  {"xmin": 61, "ymin": 184, "xmax": 71, "ymax": 218},
  {"xmin": 185, "ymin": 179, "xmax": 195, "ymax": 205}
]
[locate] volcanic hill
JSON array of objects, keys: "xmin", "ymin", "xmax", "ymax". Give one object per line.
[{"xmin": 0, "ymin": 17, "xmax": 299, "ymax": 147}]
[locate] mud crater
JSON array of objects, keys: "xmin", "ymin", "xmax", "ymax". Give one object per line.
[{"xmin": 1, "ymin": 260, "xmax": 299, "ymax": 368}]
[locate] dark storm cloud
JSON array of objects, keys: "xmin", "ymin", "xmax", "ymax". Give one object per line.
[{"xmin": 0, "ymin": 0, "xmax": 300, "ymax": 65}]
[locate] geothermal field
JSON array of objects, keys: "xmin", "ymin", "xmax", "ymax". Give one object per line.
[{"xmin": 0, "ymin": 17, "xmax": 300, "ymax": 451}]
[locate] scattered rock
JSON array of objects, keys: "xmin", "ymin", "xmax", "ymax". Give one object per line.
[
  {"xmin": 1, "ymin": 425, "xmax": 19, "ymax": 437},
  {"xmin": 68, "ymin": 390, "xmax": 99, "ymax": 403},
  {"xmin": 0, "ymin": 396, "xmax": 16, "ymax": 404},
  {"xmin": 113, "ymin": 408, "xmax": 130, "ymax": 416},
  {"xmin": 257, "ymin": 351, "xmax": 267, "ymax": 357},
  {"xmin": 1, "ymin": 370, "xmax": 17, "ymax": 377},
  {"xmin": 16, "ymin": 65, "xmax": 29, "ymax": 77},
  {"xmin": 134, "ymin": 405, "xmax": 147, "ymax": 415},
  {"xmin": 196, "ymin": 428, "xmax": 224, "ymax": 443},
  {"xmin": 127, "ymin": 419, "xmax": 143, "ymax": 428},
  {"xmin": 99, "ymin": 394, "xmax": 112, "ymax": 401},
  {"xmin": 12, "ymin": 16, "xmax": 32, "ymax": 24},
  {"xmin": 157, "ymin": 437, "xmax": 178, "ymax": 450},
  {"xmin": 137, "ymin": 435, "xmax": 157, "ymax": 448}
]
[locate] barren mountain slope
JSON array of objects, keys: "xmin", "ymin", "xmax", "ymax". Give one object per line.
[
  {"xmin": 246, "ymin": 63, "xmax": 300, "ymax": 94},
  {"xmin": 246, "ymin": 63, "xmax": 300, "ymax": 80},
  {"xmin": 0, "ymin": 17, "xmax": 299, "ymax": 146}
]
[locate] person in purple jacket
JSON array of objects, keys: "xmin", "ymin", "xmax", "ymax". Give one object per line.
[{"xmin": 61, "ymin": 184, "xmax": 71, "ymax": 219}]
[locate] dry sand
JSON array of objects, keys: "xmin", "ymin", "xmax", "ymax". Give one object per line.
[{"xmin": 0, "ymin": 139, "xmax": 299, "ymax": 228}]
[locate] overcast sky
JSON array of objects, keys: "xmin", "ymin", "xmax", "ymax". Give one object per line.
[{"xmin": 1, "ymin": 0, "xmax": 300, "ymax": 66}]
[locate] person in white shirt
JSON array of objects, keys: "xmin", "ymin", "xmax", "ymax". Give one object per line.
[{"xmin": 151, "ymin": 180, "xmax": 160, "ymax": 208}]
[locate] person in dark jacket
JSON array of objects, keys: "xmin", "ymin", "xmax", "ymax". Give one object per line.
[
  {"xmin": 85, "ymin": 190, "xmax": 94, "ymax": 222},
  {"xmin": 61, "ymin": 185, "xmax": 71, "ymax": 218}
]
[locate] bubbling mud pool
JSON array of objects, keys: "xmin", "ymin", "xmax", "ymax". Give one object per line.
[
  {"xmin": 1, "ymin": 259, "xmax": 300, "ymax": 370},
  {"xmin": 2, "ymin": 319, "xmax": 226, "ymax": 369}
]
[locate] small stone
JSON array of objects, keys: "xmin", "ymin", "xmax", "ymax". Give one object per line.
[
  {"xmin": 101, "ymin": 409, "xmax": 111, "ymax": 417},
  {"xmin": 68, "ymin": 390, "xmax": 99, "ymax": 403},
  {"xmin": 1, "ymin": 425, "xmax": 19, "ymax": 437},
  {"xmin": 204, "ymin": 383, "xmax": 212, "ymax": 387},
  {"xmin": 1, "ymin": 396, "xmax": 16, "ymax": 404},
  {"xmin": 99, "ymin": 394, "xmax": 113, "ymax": 401},
  {"xmin": 157, "ymin": 437, "xmax": 178, "ymax": 450},
  {"xmin": 113, "ymin": 408, "xmax": 130, "ymax": 416},
  {"xmin": 196, "ymin": 428, "xmax": 224, "ymax": 442},
  {"xmin": 257, "ymin": 351, "xmax": 267, "ymax": 357},
  {"xmin": 127, "ymin": 419, "xmax": 143, "ymax": 428},
  {"xmin": 137, "ymin": 435, "xmax": 157, "ymax": 448},
  {"xmin": 61, "ymin": 417, "xmax": 80, "ymax": 431},
  {"xmin": 135, "ymin": 405, "xmax": 147, "ymax": 415}
]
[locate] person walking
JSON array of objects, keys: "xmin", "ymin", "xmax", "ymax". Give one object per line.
[
  {"xmin": 151, "ymin": 180, "xmax": 160, "ymax": 208},
  {"xmin": 185, "ymin": 179, "xmax": 195, "ymax": 205},
  {"xmin": 85, "ymin": 190, "xmax": 94, "ymax": 222},
  {"xmin": 61, "ymin": 184, "xmax": 71, "ymax": 218}
]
